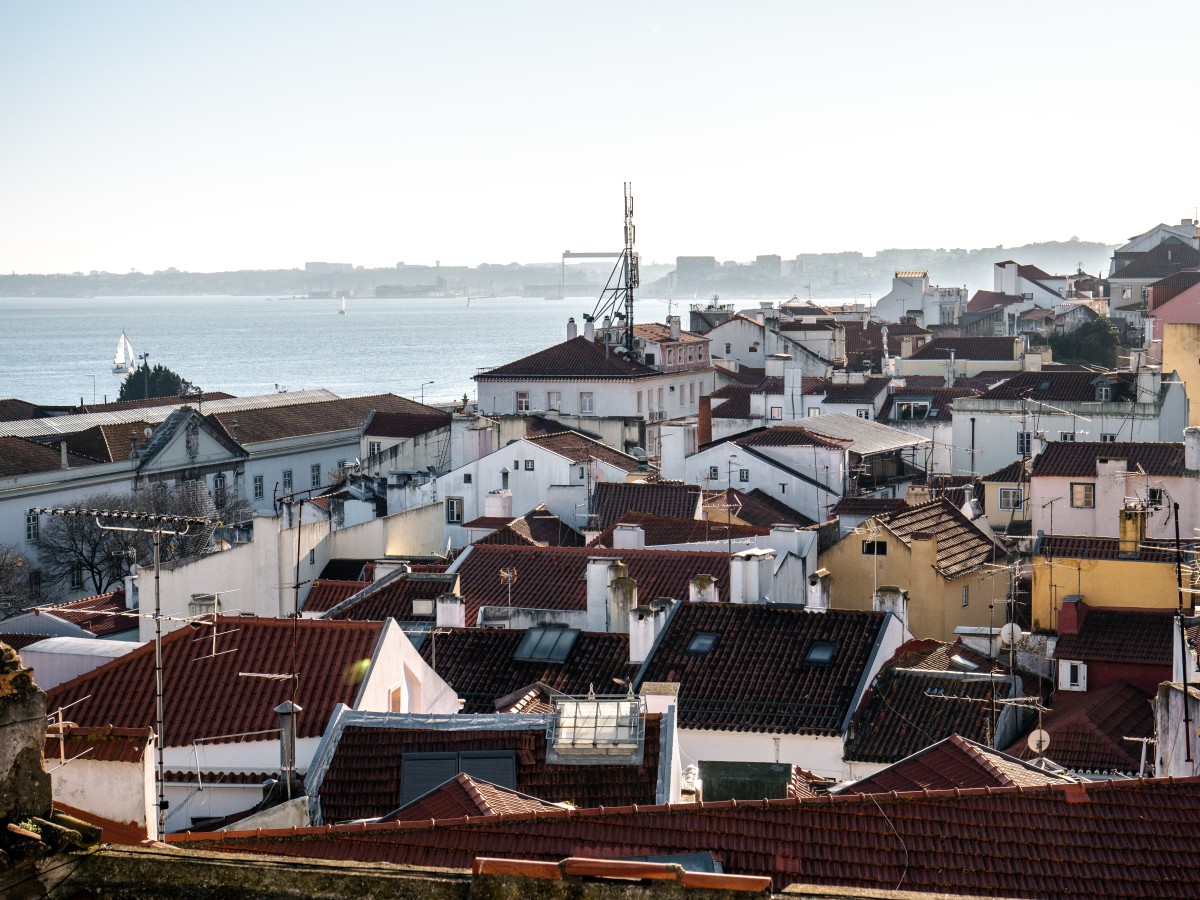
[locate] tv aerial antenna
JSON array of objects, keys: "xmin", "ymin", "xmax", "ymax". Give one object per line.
[{"xmin": 589, "ymin": 183, "xmax": 639, "ymax": 351}]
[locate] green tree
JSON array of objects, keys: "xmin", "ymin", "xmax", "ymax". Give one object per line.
[
  {"xmin": 1048, "ymin": 318, "xmax": 1120, "ymax": 368},
  {"xmin": 118, "ymin": 361, "xmax": 186, "ymax": 402}
]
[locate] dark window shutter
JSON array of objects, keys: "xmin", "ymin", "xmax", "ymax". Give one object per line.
[
  {"xmin": 400, "ymin": 752, "xmax": 459, "ymax": 805},
  {"xmin": 460, "ymin": 750, "xmax": 517, "ymax": 789}
]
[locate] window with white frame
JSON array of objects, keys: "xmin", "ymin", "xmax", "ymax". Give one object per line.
[
  {"xmin": 547, "ymin": 391, "xmax": 561, "ymax": 410},
  {"xmin": 253, "ymin": 475, "xmax": 264, "ymax": 500},
  {"xmin": 962, "ymin": 586, "xmax": 969, "ymax": 608},
  {"xmin": 368, "ymin": 440, "xmax": 382, "ymax": 456},
  {"xmin": 282, "ymin": 469, "xmax": 293, "ymax": 492},
  {"xmin": 310, "ymin": 463, "xmax": 321, "ymax": 488},
  {"xmin": 708, "ymin": 466, "xmax": 720, "ymax": 480},
  {"xmin": 580, "ymin": 391, "xmax": 594, "ymax": 414},
  {"xmin": 1096, "ymin": 385, "xmax": 1112, "ymax": 402},
  {"xmin": 1059, "ymin": 432, "xmax": 1075, "ymax": 442},
  {"xmin": 739, "ymin": 468, "xmax": 750, "ymax": 482},
  {"xmin": 999, "ymin": 487, "xmax": 1023, "ymax": 510},
  {"xmin": 770, "ymin": 406, "xmax": 783, "ymax": 420},
  {"xmin": 856, "ymin": 408, "xmax": 871, "ymax": 419},
  {"xmin": 213, "ymin": 473, "xmax": 227, "ymax": 507},
  {"xmin": 25, "ymin": 513, "xmax": 38, "ymax": 542},
  {"xmin": 516, "ymin": 391, "xmax": 531, "ymax": 412},
  {"xmin": 807, "ymin": 407, "xmax": 821, "ymax": 417},
  {"xmin": 69, "ymin": 562, "xmax": 84, "ymax": 590},
  {"xmin": 524, "ymin": 459, "xmax": 535, "ymax": 471},
  {"xmin": 1070, "ymin": 482, "xmax": 1095, "ymax": 508},
  {"xmin": 1101, "ymin": 433, "xmax": 1117, "ymax": 443},
  {"xmin": 446, "ymin": 497, "xmax": 464, "ymax": 524},
  {"xmin": 1017, "ymin": 432, "xmax": 1032, "ymax": 455}
]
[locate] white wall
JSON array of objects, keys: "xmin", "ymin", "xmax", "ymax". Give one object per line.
[
  {"xmin": 21, "ymin": 638, "xmax": 139, "ymax": 691},
  {"xmin": 48, "ymin": 751, "xmax": 156, "ymax": 840},
  {"xmin": 684, "ymin": 441, "xmax": 843, "ymax": 523},
  {"xmin": 477, "ymin": 371, "xmax": 714, "ymax": 421},
  {"xmin": 353, "ymin": 620, "xmax": 461, "ymax": 716}
]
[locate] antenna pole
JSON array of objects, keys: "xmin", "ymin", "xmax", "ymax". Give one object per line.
[
  {"xmin": 1174, "ymin": 501, "xmax": 1192, "ymax": 763},
  {"xmin": 623, "ymin": 183, "xmax": 637, "ymax": 351}
]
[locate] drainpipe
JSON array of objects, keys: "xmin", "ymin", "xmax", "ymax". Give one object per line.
[{"xmin": 970, "ymin": 417, "xmax": 976, "ymax": 477}]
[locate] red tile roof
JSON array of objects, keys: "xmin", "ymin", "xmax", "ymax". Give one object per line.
[
  {"xmin": 172, "ymin": 776, "xmax": 1200, "ymax": 897},
  {"xmin": 324, "ymin": 573, "xmax": 456, "ymax": 622},
  {"xmin": 730, "ymin": 426, "xmax": 850, "ymax": 450},
  {"xmin": 301, "ymin": 579, "xmax": 370, "ymax": 614},
  {"xmin": 632, "ymin": 323, "xmax": 709, "ymax": 344},
  {"xmin": 979, "ymin": 370, "xmax": 1137, "ymax": 403},
  {"xmin": 828, "ymin": 496, "xmax": 908, "ymax": 517},
  {"xmin": 1039, "ymin": 534, "xmax": 1186, "ymax": 564},
  {"xmin": 1006, "ymin": 681, "xmax": 1153, "ymax": 775},
  {"xmin": 451, "ymin": 544, "xmax": 730, "ymax": 627},
  {"xmin": 707, "ymin": 488, "xmax": 816, "ymax": 529},
  {"xmin": 209, "ymin": 394, "xmax": 425, "ymax": 444},
  {"xmin": 966, "ymin": 290, "xmax": 1025, "ymax": 313},
  {"xmin": 45, "ymin": 617, "xmax": 386, "ymax": 746},
  {"xmin": 591, "ymin": 482, "xmax": 702, "ymax": 531},
  {"xmin": 417, "ymin": 628, "xmax": 638, "ymax": 713},
  {"xmin": 0, "ymin": 435, "xmax": 102, "ymax": 476},
  {"xmin": 54, "ymin": 801, "xmax": 149, "ymax": 846},
  {"xmin": 362, "ymin": 408, "xmax": 452, "ymax": 439},
  {"xmin": 476, "ymin": 336, "xmax": 658, "ymax": 381},
  {"xmin": 472, "ymin": 507, "xmax": 586, "ymax": 548},
  {"xmin": 1148, "ymin": 270, "xmax": 1200, "ymax": 310},
  {"xmin": 1111, "ymin": 240, "xmax": 1200, "ymax": 280},
  {"xmin": 1054, "ymin": 608, "xmax": 1175, "ymax": 667},
  {"xmin": 35, "ymin": 591, "xmax": 138, "ymax": 637},
  {"xmin": 44, "ymin": 724, "xmax": 154, "ymax": 764},
  {"xmin": 980, "ymin": 459, "xmax": 1028, "ymax": 483},
  {"xmin": 525, "ymin": 431, "xmax": 644, "ymax": 473},
  {"xmin": 315, "ymin": 713, "xmax": 663, "ymax": 822},
  {"xmin": 1032, "ymin": 441, "xmax": 1186, "ymax": 478},
  {"xmin": 30, "ymin": 420, "xmax": 157, "ymax": 462},
  {"xmin": 0, "ymin": 633, "xmax": 53, "ymax": 651},
  {"xmin": 877, "ymin": 386, "xmax": 982, "ymax": 420},
  {"xmin": 379, "ymin": 772, "xmax": 563, "ymax": 822},
  {"xmin": 0, "ymin": 397, "xmax": 41, "ymax": 422},
  {"xmin": 876, "ymin": 498, "xmax": 1008, "ymax": 578},
  {"xmin": 844, "ymin": 640, "xmax": 1011, "ymax": 763},
  {"xmin": 75, "ymin": 393, "xmax": 234, "ymax": 414},
  {"xmin": 636, "ymin": 603, "xmax": 888, "ymax": 735},
  {"xmin": 907, "ymin": 337, "xmax": 1022, "ymax": 361},
  {"xmin": 588, "ymin": 511, "xmax": 768, "ymax": 548},
  {"xmin": 841, "ymin": 734, "xmax": 1076, "ymax": 794},
  {"xmin": 818, "ymin": 377, "xmax": 892, "ymax": 404}
]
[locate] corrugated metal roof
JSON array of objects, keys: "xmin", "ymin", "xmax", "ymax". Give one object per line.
[{"xmin": 791, "ymin": 413, "xmax": 929, "ymax": 456}]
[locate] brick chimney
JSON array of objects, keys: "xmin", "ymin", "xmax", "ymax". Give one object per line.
[
  {"xmin": 697, "ymin": 395, "xmax": 713, "ymax": 446},
  {"xmin": 1057, "ymin": 595, "xmax": 1087, "ymax": 635}
]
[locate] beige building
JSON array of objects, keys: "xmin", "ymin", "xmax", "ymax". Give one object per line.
[{"xmin": 822, "ymin": 498, "xmax": 1010, "ymax": 641}]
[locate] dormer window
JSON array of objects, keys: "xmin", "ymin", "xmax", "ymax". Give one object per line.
[{"xmin": 1096, "ymin": 384, "xmax": 1112, "ymax": 402}]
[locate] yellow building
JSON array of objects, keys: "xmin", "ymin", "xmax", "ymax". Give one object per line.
[
  {"xmin": 1161, "ymin": 322, "xmax": 1200, "ymax": 427},
  {"xmin": 821, "ymin": 498, "xmax": 1010, "ymax": 641}
]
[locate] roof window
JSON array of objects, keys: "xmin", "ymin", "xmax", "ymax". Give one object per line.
[
  {"xmin": 687, "ymin": 632, "xmax": 718, "ymax": 655},
  {"xmin": 804, "ymin": 642, "xmax": 836, "ymax": 664},
  {"xmin": 514, "ymin": 626, "xmax": 580, "ymax": 663}
]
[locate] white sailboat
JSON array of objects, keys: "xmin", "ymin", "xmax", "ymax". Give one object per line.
[
  {"xmin": 112, "ymin": 331, "xmax": 135, "ymax": 374},
  {"xmin": 338, "ymin": 296, "xmax": 347, "ymax": 315}
]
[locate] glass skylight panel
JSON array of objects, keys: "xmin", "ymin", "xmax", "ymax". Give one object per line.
[
  {"xmin": 804, "ymin": 642, "xmax": 836, "ymax": 664},
  {"xmin": 514, "ymin": 626, "xmax": 580, "ymax": 662},
  {"xmin": 687, "ymin": 632, "xmax": 717, "ymax": 655}
]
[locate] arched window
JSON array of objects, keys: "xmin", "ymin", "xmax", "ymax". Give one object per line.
[{"xmin": 213, "ymin": 473, "xmax": 227, "ymax": 507}]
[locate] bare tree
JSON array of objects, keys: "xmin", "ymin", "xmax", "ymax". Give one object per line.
[{"xmin": 0, "ymin": 543, "xmax": 34, "ymax": 618}]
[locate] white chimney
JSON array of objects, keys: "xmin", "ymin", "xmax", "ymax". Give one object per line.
[
  {"xmin": 584, "ymin": 318, "xmax": 595, "ymax": 341},
  {"xmin": 688, "ymin": 573, "xmax": 718, "ymax": 603},
  {"xmin": 60, "ymin": 441, "xmax": 69, "ymax": 470},
  {"xmin": 606, "ymin": 561, "xmax": 637, "ymax": 634},
  {"xmin": 436, "ymin": 593, "xmax": 466, "ymax": 628},
  {"xmin": 765, "ymin": 353, "xmax": 791, "ymax": 378},
  {"xmin": 629, "ymin": 598, "xmax": 673, "ymax": 664},
  {"xmin": 567, "ymin": 317, "xmax": 578, "ymax": 340},
  {"xmin": 1136, "ymin": 366, "xmax": 1159, "ymax": 404},
  {"xmin": 1186, "ymin": 427, "xmax": 1200, "ymax": 471},
  {"xmin": 657, "ymin": 423, "xmax": 690, "ymax": 482},
  {"xmin": 873, "ymin": 585, "xmax": 909, "ymax": 631},
  {"xmin": 484, "ymin": 489, "xmax": 513, "ymax": 519},
  {"xmin": 806, "ymin": 568, "xmax": 831, "ymax": 610},
  {"xmin": 613, "ymin": 524, "xmax": 646, "ymax": 550},
  {"xmin": 668, "ymin": 315, "xmax": 681, "ymax": 341},
  {"xmin": 945, "ymin": 350, "xmax": 956, "ymax": 388},
  {"xmin": 729, "ymin": 549, "xmax": 774, "ymax": 603},
  {"xmin": 123, "ymin": 568, "xmax": 139, "ymax": 609},
  {"xmin": 769, "ymin": 524, "xmax": 802, "ymax": 558},
  {"xmin": 586, "ymin": 556, "xmax": 615, "ymax": 631},
  {"xmin": 1022, "ymin": 351, "xmax": 1043, "ymax": 372}
]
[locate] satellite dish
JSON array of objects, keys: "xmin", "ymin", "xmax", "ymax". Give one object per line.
[
  {"xmin": 144, "ymin": 427, "xmax": 153, "ymax": 437},
  {"xmin": 999, "ymin": 623, "xmax": 1022, "ymax": 648},
  {"xmin": 1027, "ymin": 728, "xmax": 1051, "ymax": 755}
]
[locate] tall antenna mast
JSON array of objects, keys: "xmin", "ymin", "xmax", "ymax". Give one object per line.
[{"xmin": 590, "ymin": 183, "xmax": 639, "ymax": 351}]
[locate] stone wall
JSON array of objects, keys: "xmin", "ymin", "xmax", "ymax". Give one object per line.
[{"xmin": 0, "ymin": 643, "xmax": 51, "ymax": 826}]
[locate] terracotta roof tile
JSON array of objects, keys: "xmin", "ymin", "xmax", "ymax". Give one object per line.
[
  {"xmin": 980, "ymin": 459, "xmax": 1028, "ymax": 483},
  {"xmin": 0, "ymin": 633, "xmax": 54, "ymax": 651},
  {"xmin": 1032, "ymin": 441, "xmax": 1186, "ymax": 478},
  {"xmin": 472, "ymin": 507, "xmax": 586, "ymax": 548},
  {"xmin": 1111, "ymin": 241, "xmax": 1200, "ymax": 280},
  {"xmin": 908, "ymin": 337, "xmax": 1022, "ymax": 361},
  {"xmin": 417, "ymin": 628, "xmax": 638, "ymax": 713},
  {"xmin": 979, "ymin": 370, "xmax": 1137, "ymax": 403},
  {"xmin": 730, "ymin": 426, "xmax": 850, "ymax": 450},
  {"xmin": 44, "ymin": 724, "xmax": 154, "ymax": 764},
  {"xmin": 324, "ymin": 573, "xmax": 456, "ymax": 622},
  {"xmin": 632, "ymin": 323, "xmax": 709, "ymax": 344},
  {"xmin": 591, "ymin": 483, "xmax": 702, "ymax": 531},
  {"xmin": 877, "ymin": 387, "xmax": 982, "ymax": 420},
  {"xmin": 0, "ymin": 398, "xmax": 42, "ymax": 422},
  {"xmin": 636, "ymin": 603, "xmax": 888, "ymax": 735},
  {"xmin": 844, "ymin": 640, "xmax": 1011, "ymax": 763},
  {"xmin": 379, "ymin": 772, "xmax": 563, "ymax": 822},
  {"xmin": 173, "ymin": 776, "xmax": 1200, "ymax": 897},
  {"xmin": 301, "ymin": 579, "xmax": 370, "ymax": 614},
  {"xmin": 35, "ymin": 591, "xmax": 138, "ymax": 637},
  {"xmin": 30, "ymin": 420, "xmax": 157, "ymax": 462},
  {"xmin": 829, "ymin": 497, "xmax": 908, "ymax": 516},
  {"xmin": 588, "ymin": 511, "xmax": 768, "ymax": 548},
  {"xmin": 210, "ymin": 394, "xmax": 425, "ymax": 444},
  {"xmin": 1039, "ymin": 534, "xmax": 1189, "ymax": 563},
  {"xmin": 54, "ymin": 801, "xmax": 148, "ymax": 845},
  {"xmin": 1054, "ymin": 609, "xmax": 1175, "ymax": 667},
  {"xmin": 362, "ymin": 408, "xmax": 452, "ymax": 438},
  {"xmin": 818, "ymin": 377, "xmax": 892, "ymax": 404},
  {"xmin": 0, "ymin": 435, "xmax": 102, "ymax": 476},
  {"xmin": 451, "ymin": 544, "xmax": 730, "ymax": 628},
  {"xmin": 875, "ymin": 498, "xmax": 1008, "ymax": 578},
  {"xmin": 966, "ymin": 290, "xmax": 1026, "ymax": 313},
  {"xmin": 45, "ymin": 617, "xmax": 386, "ymax": 746},
  {"xmin": 315, "ymin": 713, "xmax": 663, "ymax": 822},
  {"xmin": 841, "ymin": 734, "xmax": 1076, "ymax": 794},
  {"xmin": 1006, "ymin": 681, "xmax": 1153, "ymax": 775},
  {"xmin": 715, "ymin": 488, "xmax": 816, "ymax": 528},
  {"xmin": 476, "ymin": 336, "xmax": 658, "ymax": 381},
  {"xmin": 525, "ymin": 431, "xmax": 645, "ymax": 474}
]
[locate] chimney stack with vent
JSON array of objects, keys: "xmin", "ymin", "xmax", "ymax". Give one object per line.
[
  {"xmin": 1057, "ymin": 595, "xmax": 1086, "ymax": 635},
  {"xmin": 697, "ymin": 395, "xmax": 713, "ymax": 446},
  {"xmin": 606, "ymin": 561, "xmax": 637, "ymax": 633},
  {"xmin": 729, "ymin": 549, "xmax": 775, "ymax": 603},
  {"xmin": 613, "ymin": 524, "xmax": 646, "ymax": 551},
  {"xmin": 274, "ymin": 700, "xmax": 302, "ymax": 800},
  {"xmin": 1118, "ymin": 502, "xmax": 1147, "ymax": 559},
  {"xmin": 688, "ymin": 573, "xmax": 718, "ymax": 603},
  {"xmin": 668, "ymin": 315, "xmax": 681, "ymax": 341},
  {"xmin": 436, "ymin": 592, "xmax": 466, "ymax": 628},
  {"xmin": 584, "ymin": 318, "xmax": 595, "ymax": 341},
  {"xmin": 873, "ymin": 585, "xmax": 909, "ymax": 630},
  {"xmin": 629, "ymin": 598, "xmax": 673, "ymax": 664},
  {"xmin": 586, "ymin": 557, "xmax": 614, "ymax": 631},
  {"xmin": 567, "ymin": 317, "xmax": 578, "ymax": 340},
  {"xmin": 946, "ymin": 351, "xmax": 956, "ymax": 388}
]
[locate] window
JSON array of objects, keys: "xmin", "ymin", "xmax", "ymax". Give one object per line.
[
  {"xmin": 309, "ymin": 548, "xmax": 316, "ymax": 565},
  {"xmin": 1068, "ymin": 663, "xmax": 1081, "ymax": 687},
  {"xmin": 1017, "ymin": 432, "xmax": 1032, "ymax": 455},
  {"xmin": 547, "ymin": 391, "xmax": 561, "ymax": 410},
  {"xmin": 770, "ymin": 406, "xmax": 783, "ymax": 420},
  {"xmin": 679, "ymin": 385, "xmax": 685, "ymax": 406},
  {"xmin": 69, "ymin": 562, "xmax": 84, "ymax": 591},
  {"xmin": 580, "ymin": 391, "xmax": 594, "ymax": 414},
  {"xmin": 368, "ymin": 440, "xmax": 382, "ymax": 456},
  {"xmin": 861, "ymin": 540, "xmax": 887, "ymax": 556},
  {"xmin": 446, "ymin": 497, "xmax": 464, "ymax": 523},
  {"xmin": 999, "ymin": 488, "xmax": 1023, "ymax": 510},
  {"xmin": 516, "ymin": 390, "xmax": 530, "ymax": 412},
  {"xmin": 687, "ymin": 347, "xmax": 695, "ymax": 363},
  {"xmin": 725, "ymin": 342, "xmax": 732, "ymax": 354},
  {"xmin": 709, "ymin": 466, "xmax": 720, "ymax": 480},
  {"xmin": 1059, "ymin": 432, "xmax": 1075, "ymax": 442},
  {"xmin": 856, "ymin": 408, "xmax": 871, "ymax": 419},
  {"xmin": 1096, "ymin": 385, "xmax": 1112, "ymax": 402},
  {"xmin": 687, "ymin": 632, "xmax": 717, "ymax": 655},
  {"xmin": 689, "ymin": 382, "xmax": 696, "ymax": 404},
  {"xmin": 400, "ymin": 750, "xmax": 517, "ymax": 806},
  {"xmin": 412, "ymin": 598, "xmax": 434, "ymax": 617},
  {"xmin": 25, "ymin": 513, "xmax": 38, "ymax": 542},
  {"xmin": 1062, "ymin": 660, "xmax": 1087, "ymax": 691},
  {"xmin": 213, "ymin": 473, "xmax": 227, "ymax": 507},
  {"xmin": 645, "ymin": 352, "xmax": 656, "ymax": 366},
  {"xmin": 739, "ymin": 468, "xmax": 750, "ymax": 483},
  {"xmin": 807, "ymin": 407, "xmax": 821, "ymax": 417},
  {"xmin": 1101, "ymin": 433, "xmax": 1117, "ymax": 443},
  {"xmin": 896, "ymin": 401, "xmax": 930, "ymax": 421},
  {"xmin": 524, "ymin": 459, "xmax": 535, "ymax": 471},
  {"xmin": 514, "ymin": 626, "xmax": 581, "ymax": 662},
  {"xmin": 1148, "ymin": 487, "xmax": 1164, "ymax": 507},
  {"xmin": 463, "ymin": 473, "xmax": 472, "ymax": 484},
  {"xmin": 337, "ymin": 458, "xmax": 347, "ymax": 471},
  {"xmin": 962, "ymin": 586, "xmax": 969, "ymax": 608},
  {"xmin": 282, "ymin": 469, "xmax": 293, "ymax": 492},
  {"xmin": 253, "ymin": 475, "xmax": 264, "ymax": 500},
  {"xmin": 577, "ymin": 466, "xmax": 585, "ymax": 479},
  {"xmin": 804, "ymin": 642, "xmax": 835, "ymax": 664},
  {"xmin": 637, "ymin": 391, "xmax": 643, "ymax": 413},
  {"xmin": 1070, "ymin": 482, "xmax": 1095, "ymax": 508},
  {"xmin": 501, "ymin": 469, "xmax": 509, "ymax": 489},
  {"xmin": 657, "ymin": 387, "xmax": 664, "ymax": 408},
  {"xmin": 310, "ymin": 463, "xmax": 321, "ymax": 488}
]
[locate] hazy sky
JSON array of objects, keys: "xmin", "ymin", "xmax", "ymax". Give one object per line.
[{"xmin": 2, "ymin": 1, "xmax": 1197, "ymax": 274}]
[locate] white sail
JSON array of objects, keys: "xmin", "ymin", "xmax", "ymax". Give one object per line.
[
  {"xmin": 338, "ymin": 296, "xmax": 347, "ymax": 315},
  {"xmin": 112, "ymin": 331, "xmax": 135, "ymax": 374}
]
